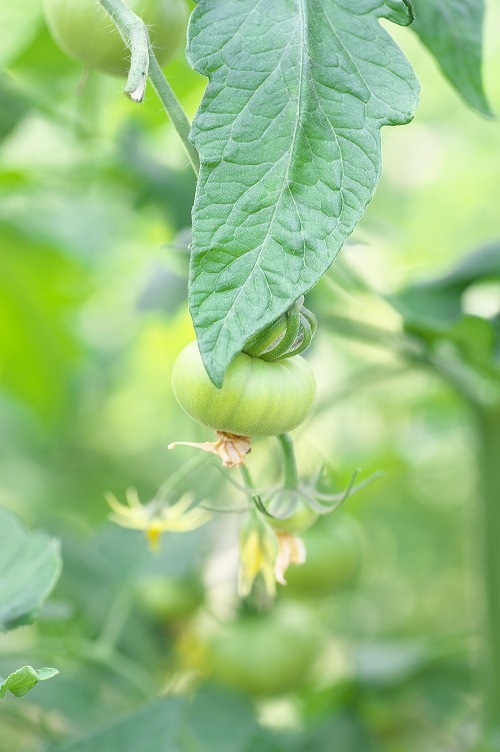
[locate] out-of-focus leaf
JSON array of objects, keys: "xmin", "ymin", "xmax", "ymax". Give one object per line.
[
  {"xmin": 391, "ymin": 242, "xmax": 500, "ymax": 329},
  {"xmin": 49, "ymin": 686, "xmax": 260, "ymax": 751},
  {"xmin": 187, "ymin": 0, "xmax": 419, "ymax": 386},
  {"xmin": 0, "ymin": 508, "xmax": 61, "ymax": 632},
  {"xmin": 49, "ymin": 697, "xmax": 186, "ymax": 752},
  {"xmin": 245, "ymin": 732, "xmax": 300, "ymax": 752},
  {"xmin": 411, "ymin": 0, "xmax": 492, "ymax": 116},
  {"xmin": 0, "ymin": 666, "xmax": 58, "ymax": 699},
  {"xmin": 298, "ymin": 713, "xmax": 375, "ymax": 752},
  {"xmin": 179, "ymin": 686, "xmax": 259, "ymax": 752}
]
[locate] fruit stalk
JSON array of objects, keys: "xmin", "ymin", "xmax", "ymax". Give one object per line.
[{"xmin": 277, "ymin": 433, "xmax": 299, "ymax": 490}]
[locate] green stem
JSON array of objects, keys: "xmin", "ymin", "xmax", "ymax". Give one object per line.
[
  {"xmin": 97, "ymin": 0, "xmax": 149, "ymax": 100},
  {"xmin": 240, "ymin": 464, "xmax": 255, "ymax": 491},
  {"xmin": 277, "ymin": 433, "xmax": 299, "ymax": 490},
  {"xmin": 157, "ymin": 451, "xmax": 211, "ymax": 503},
  {"xmin": 147, "ymin": 53, "xmax": 200, "ymax": 176},
  {"xmin": 97, "ymin": 0, "xmax": 199, "ymax": 175},
  {"xmin": 475, "ymin": 403, "xmax": 500, "ymax": 736}
]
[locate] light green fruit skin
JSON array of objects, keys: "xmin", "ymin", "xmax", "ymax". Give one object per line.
[
  {"xmin": 172, "ymin": 341, "xmax": 316, "ymax": 437},
  {"xmin": 265, "ymin": 489, "xmax": 319, "ymax": 534},
  {"xmin": 138, "ymin": 574, "xmax": 204, "ymax": 622},
  {"xmin": 285, "ymin": 513, "xmax": 364, "ymax": 595},
  {"xmin": 209, "ymin": 608, "xmax": 319, "ymax": 696},
  {"xmin": 43, "ymin": 0, "xmax": 188, "ymax": 77},
  {"xmin": 267, "ymin": 500, "xmax": 319, "ymax": 535}
]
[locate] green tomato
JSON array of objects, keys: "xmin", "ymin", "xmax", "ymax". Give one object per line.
[
  {"xmin": 265, "ymin": 490, "xmax": 319, "ymax": 534},
  {"xmin": 284, "ymin": 512, "xmax": 364, "ymax": 595},
  {"xmin": 172, "ymin": 341, "xmax": 316, "ymax": 437},
  {"xmin": 137, "ymin": 574, "xmax": 204, "ymax": 622},
  {"xmin": 43, "ymin": 0, "xmax": 188, "ymax": 77},
  {"xmin": 209, "ymin": 606, "xmax": 319, "ymax": 696}
]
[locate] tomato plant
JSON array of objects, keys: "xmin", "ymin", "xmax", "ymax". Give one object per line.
[
  {"xmin": 4, "ymin": 0, "xmax": 497, "ymax": 747},
  {"xmin": 43, "ymin": 0, "xmax": 188, "ymax": 76},
  {"xmin": 208, "ymin": 606, "xmax": 319, "ymax": 696},
  {"xmin": 171, "ymin": 341, "xmax": 316, "ymax": 437}
]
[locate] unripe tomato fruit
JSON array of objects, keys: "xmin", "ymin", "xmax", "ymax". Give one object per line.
[
  {"xmin": 209, "ymin": 606, "xmax": 319, "ymax": 696},
  {"xmin": 137, "ymin": 574, "xmax": 204, "ymax": 622},
  {"xmin": 284, "ymin": 512, "xmax": 364, "ymax": 595},
  {"xmin": 172, "ymin": 342, "xmax": 316, "ymax": 437},
  {"xmin": 266, "ymin": 490, "xmax": 319, "ymax": 534},
  {"xmin": 42, "ymin": 0, "xmax": 188, "ymax": 77}
]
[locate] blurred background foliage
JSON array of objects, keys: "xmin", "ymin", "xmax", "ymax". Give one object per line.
[{"xmin": 0, "ymin": 0, "xmax": 499, "ymax": 750}]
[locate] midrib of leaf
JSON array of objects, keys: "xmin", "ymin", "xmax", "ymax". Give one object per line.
[{"xmin": 214, "ymin": 1, "xmax": 307, "ymax": 353}]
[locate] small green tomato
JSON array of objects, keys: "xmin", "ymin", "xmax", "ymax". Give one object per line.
[
  {"xmin": 172, "ymin": 341, "xmax": 316, "ymax": 437},
  {"xmin": 265, "ymin": 490, "xmax": 319, "ymax": 534},
  {"xmin": 43, "ymin": 0, "xmax": 188, "ymax": 77},
  {"xmin": 285, "ymin": 512, "xmax": 364, "ymax": 595},
  {"xmin": 137, "ymin": 574, "xmax": 204, "ymax": 622}
]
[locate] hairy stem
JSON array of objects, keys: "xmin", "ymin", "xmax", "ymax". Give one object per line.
[
  {"xmin": 97, "ymin": 0, "xmax": 199, "ymax": 175},
  {"xmin": 277, "ymin": 433, "xmax": 299, "ymax": 490},
  {"xmin": 147, "ymin": 53, "xmax": 200, "ymax": 175}
]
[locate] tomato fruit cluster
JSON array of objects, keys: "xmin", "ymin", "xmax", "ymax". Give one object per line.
[
  {"xmin": 172, "ymin": 341, "xmax": 316, "ymax": 437},
  {"xmin": 43, "ymin": 0, "xmax": 188, "ymax": 77}
]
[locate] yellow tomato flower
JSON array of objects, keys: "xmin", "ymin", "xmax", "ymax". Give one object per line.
[
  {"xmin": 274, "ymin": 531, "xmax": 306, "ymax": 586},
  {"xmin": 238, "ymin": 516, "xmax": 279, "ymax": 598},
  {"xmin": 105, "ymin": 488, "xmax": 212, "ymax": 551},
  {"xmin": 237, "ymin": 514, "xmax": 309, "ymax": 597}
]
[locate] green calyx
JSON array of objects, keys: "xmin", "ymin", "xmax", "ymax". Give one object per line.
[{"xmin": 243, "ymin": 297, "xmax": 317, "ymax": 362}]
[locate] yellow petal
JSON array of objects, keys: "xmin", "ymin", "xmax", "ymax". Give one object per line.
[
  {"xmin": 107, "ymin": 513, "xmax": 147, "ymax": 531},
  {"xmin": 167, "ymin": 492, "xmax": 196, "ymax": 517},
  {"xmin": 125, "ymin": 487, "xmax": 143, "ymax": 508},
  {"xmin": 275, "ymin": 533, "xmax": 306, "ymax": 586},
  {"xmin": 104, "ymin": 492, "xmax": 132, "ymax": 516}
]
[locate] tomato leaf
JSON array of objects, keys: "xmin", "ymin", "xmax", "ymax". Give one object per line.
[
  {"xmin": 0, "ymin": 666, "xmax": 58, "ymax": 699},
  {"xmin": 47, "ymin": 687, "xmax": 259, "ymax": 751},
  {"xmin": 187, "ymin": 0, "xmax": 419, "ymax": 386},
  {"xmin": 0, "ymin": 509, "xmax": 62, "ymax": 632},
  {"xmin": 411, "ymin": 0, "xmax": 492, "ymax": 116},
  {"xmin": 391, "ymin": 242, "xmax": 500, "ymax": 328}
]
